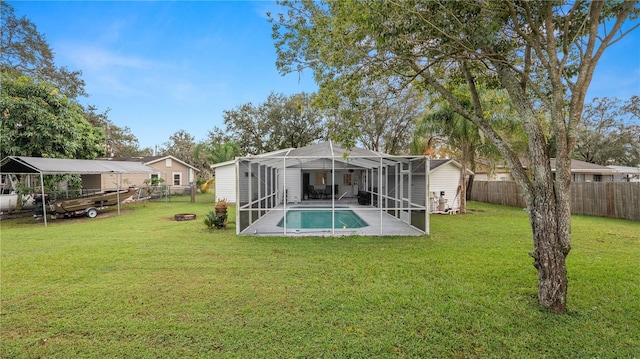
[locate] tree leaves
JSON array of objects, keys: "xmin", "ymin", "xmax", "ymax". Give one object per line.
[
  {"xmin": 0, "ymin": 2, "xmax": 86, "ymax": 99},
  {"xmin": 573, "ymin": 97, "xmax": 640, "ymax": 166},
  {"xmin": 0, "ymin": 74, "xmax": 104, "ymax": 159},
  {"xmin": 219, "ymin": 92, "xmax": 326, "ymax": 155}
]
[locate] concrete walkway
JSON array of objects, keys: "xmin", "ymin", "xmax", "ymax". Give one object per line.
[{"xmin": 239, "ymin": 202, "xmax": 426, "ymax": 237}]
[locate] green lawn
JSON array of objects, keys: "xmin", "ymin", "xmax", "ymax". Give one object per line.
[{"xmin": 1, "ymin": 195, "xmax": 638, "ymax": 358}]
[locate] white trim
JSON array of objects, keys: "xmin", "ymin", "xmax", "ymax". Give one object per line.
[
  {"xmin": 172, "ymin": 172, "xmax": 182, "ymax": 186},
  {"xmin": 144, "ymin": 155, "xmax": 200, "ymax": 172}
]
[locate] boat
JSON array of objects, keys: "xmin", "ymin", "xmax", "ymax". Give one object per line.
[
  {"xmin": 52, "ymin": 188, "xmax": 139, "ymax": 218},
  {"xmin": 0, "ymin": 192, "xmax": 35, "ymax": 212},
  {"xmin": 0, "ymin": 174, "xmax": 35, "ymax": 213}
]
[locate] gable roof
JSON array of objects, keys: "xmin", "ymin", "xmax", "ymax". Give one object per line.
[
  {"xmin": 210, "ymin": 159, "xmax": 236, "ymax": 170},
  {"xmin": 414, "ymin": 158, "xmax": 474, "ymax": 175},
  {"xmin": 106, "ymin": 155, "xmax": 200, "ymax": 171}
]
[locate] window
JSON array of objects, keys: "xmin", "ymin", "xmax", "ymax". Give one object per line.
[
  {"xmin": 149, "ymin": 174, "xmax": 160, "ymax": 185},
  {"xmin": 173, "ymin": 173, "xmax": 182, "ymax": 186},
  {"xmin": 593, "ymin": 174, "xmax": 602, "ymax": 182},
  {"xmin": 166, "ymin": 158, "xmax": 172, "ymax": 167},
  {"xmin": 343, "ymin": 173, "xmax": 352, "ymax": 185}
]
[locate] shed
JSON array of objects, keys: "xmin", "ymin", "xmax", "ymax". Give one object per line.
[
  {"xmin": 210, "ymin": 159, "xmax": 238, "ymax": 203},
  {"xmin": 428, "ymin": 159, "xmax": 473, "ymax": 212}
]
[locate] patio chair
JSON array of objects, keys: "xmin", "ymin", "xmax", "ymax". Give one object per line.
[{"xmin": 308, "ymin": 185, "xmax": 320, "ymax": 199}]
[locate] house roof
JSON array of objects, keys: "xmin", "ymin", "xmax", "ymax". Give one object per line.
[
  {"xmin": 1, "ymin": 156, "xmax": 158, "ymax": 175},
  {"xmin": 210, "ymin": 159, "xmax": 236, "ymax": 169},
  {"xmin": 550, "ymin": 159, "xmax": 618, "ymax": 174},
  {"xmin": 211, "ymin": 142, "xmax": 476, "ymax": 175},
  {"xmin": 474, "ymin": 158, "xmax": 620, "ymax": 175},
  {"xmin": 106, "ymin": 155, "xmax": 200, "ymax": 171},
  {"xmin": 431, "ymin": 159, "xmax": 474, "ymax": 174},
  {"xmin": 236, "ymin": 141, "xmax": 425, "ymax": 170},
  {"xmin": 607, "ymin": 165, "xmax": 640, "ymax": 174},
  {"xmin": 412, "ymin": 158, "xmax": 474, "ymax": 175}
]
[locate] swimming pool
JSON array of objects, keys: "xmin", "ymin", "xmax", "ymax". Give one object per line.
[{"xmin": 276, "ymin": 209, "xmax": 368, "ymax": 229}]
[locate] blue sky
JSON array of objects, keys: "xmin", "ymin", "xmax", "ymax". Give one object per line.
[
  {"xmin": 10, "ymin": 1, "xmax": 318, "ymax": 150},
  {"xmin": 9, "ymin": 1, "xmax": 640, "ymax": 150}
]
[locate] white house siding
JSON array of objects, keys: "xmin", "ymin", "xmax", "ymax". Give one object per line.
[
  {"xmin": 332, "ymin": 170, "xmax": 360, "ymax": 198},
  {"xmin": 215, "ymin": 164, "xmax": 237, "ymax": 203},
  {"xmin": 384, "ymin": 170, "xmax": 424, "ymax": 208},
  {"xmin": 430, "ymin": 164, "xmax": 463, "ymax": 211},
  {"xmin": 239, "ymin": 162, "xmax": 267, "ymax": 204},
  {"xmin": 384, "ymin": 162, "xmax": 464, "ymax": 211},
  {"xmin": 278, "ymin": 167, "xmax": 302, "ymax": 203},
  {"xmin": 409, "ymin": 175, "xmax": 427, "ymax": 207}
]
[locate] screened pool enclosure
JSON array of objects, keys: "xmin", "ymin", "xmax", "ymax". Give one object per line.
[{"xmin": 233, "ymin": 142, "xmax": 430, "ymax": 236}]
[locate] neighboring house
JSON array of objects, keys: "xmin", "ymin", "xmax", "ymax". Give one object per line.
[
  {"xmin": 210, "ymin": 159, "xmax": 238, "ymax": 202},
  {"xmin": 608, "ymin": 165, "xmax": 640, "ymax": 182},
  {"xmin": 474, "ymin": 160, "xmax": 513, "ymax": 182},
  {"xmin": 475, "ymin": 158, "xmax": 618, "ymax": 182},
  {"xmin": 90, "ymin": 156, "xmax": 199, "ymax": 193},
  {"xmin": 551, "ymin": 159, "xmax": 617, "ymax": 182}
]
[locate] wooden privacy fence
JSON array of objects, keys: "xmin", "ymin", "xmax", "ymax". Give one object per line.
[{"xmin": 469, "ymin": 181, "xmax": 640, "ymax": 221}]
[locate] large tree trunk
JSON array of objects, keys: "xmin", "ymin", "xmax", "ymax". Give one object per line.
[
  {"xmin": 465, "ymin": 173, "xmax": 474, "ymax": 200},
  {"xmin": 486, "ymin": 58, "xmax": 572, "ymax": 313},
  {"xmin": 528, "ymin": 198, "xmax": 569, "ymax": 313},
  {"xmin": 458, "ymin": 148, "xmax": 468, "ymax": 213}
]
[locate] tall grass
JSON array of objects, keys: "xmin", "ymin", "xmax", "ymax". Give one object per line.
[{"xmin": 1, "ymin": 196, "xmax": 638, "ymax": 358}]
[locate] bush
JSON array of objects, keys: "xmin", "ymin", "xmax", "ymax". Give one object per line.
[{"xmin": 204, "ymin": 210, "xmax": 227, "ymax": 229}]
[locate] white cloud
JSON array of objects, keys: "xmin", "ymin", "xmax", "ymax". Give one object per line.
[{"xmin": 58, "ymin": 42, "xmax": 159, "ymax": 71}]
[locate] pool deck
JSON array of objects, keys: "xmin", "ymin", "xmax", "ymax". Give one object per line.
[{"xmin": 239, "ymin": 200, "xmax": 426, "ymax": 236}]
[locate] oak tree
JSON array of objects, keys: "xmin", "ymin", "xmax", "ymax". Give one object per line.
[
  {"xmin": 329, "ymin": 82, "xmax": 424, "ymax": 154},
  {"xmin": 219, "ymin": 92, "xmax": 326, "ymax": 155},
  {"xmin": 1, "ymin": 1, "xmax": 86, "ymax": 99},
  {"xmin": 271, "ymin": 0, "xmax": 639, "ymax": 313},
  {"xmin": 159, "ymin": 129, "xmax": 197, "ymax": 166},
  {"xmin": 0, "ymin": 74, "xmax": 104, "ymax": 159},
  {"xmin": 573, "ymin": 97, "xmax": 640, "ymax": 166}
]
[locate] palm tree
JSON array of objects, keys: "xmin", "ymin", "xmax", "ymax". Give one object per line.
[
  {"xmin": 414, "ymin": 105, "xmax": 480, "ymax": 213},
  {"xmin": 194, "ymin": 141, "xmax": 241, "ymax": 166},
  {"xmin": 413, "ymin": 92, "xmax": 526, "ymax": 214}
]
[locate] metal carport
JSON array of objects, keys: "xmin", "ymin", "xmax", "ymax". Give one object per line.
[{"xmin": 0, "ymin": 156, "xmax": 157, "ymax": 226}]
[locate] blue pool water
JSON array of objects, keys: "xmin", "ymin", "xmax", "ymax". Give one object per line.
[{"xmin": 277, "ymin": 210, "xmax": 368, "ymax": 229}]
